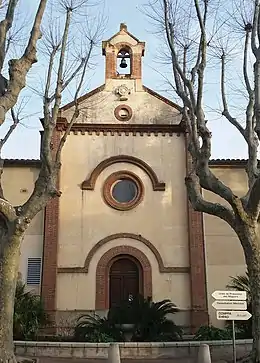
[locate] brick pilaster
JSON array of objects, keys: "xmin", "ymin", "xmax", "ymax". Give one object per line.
[
  {"xmin": 41, "ymin": 128, "xmax": 61, "ymax": 322},
  {"xmin": 105, "ymin": 52, "xmax": 116, "ymax": 79},
  {"xmin": 185, "ymin": 134, "xmax": 209, "ymax": 332},
  {"xmin": 132, "ymin": 54, "xmax": 142, "ymax": 79}
]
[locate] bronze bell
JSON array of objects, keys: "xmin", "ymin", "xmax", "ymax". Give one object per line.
[{"xmin": 120, "ymin": 57, "xmax": 127, "ymax": 68}]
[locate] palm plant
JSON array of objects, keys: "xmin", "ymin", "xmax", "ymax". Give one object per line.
[
  {"xmin": 130, "ymin": 295, "xmax": 181, "ymax": 341},
  {"xmin": 75, "ymin": 295, "xmax": 182, "ymax": 342},
  {"xmin": 74, "ymin": 313, "xmax": 124, "ymax": 342},
  {"xmin": 227, "ymin": 271, "xmax": 250, "ymax": 301},
  {"xmin": 14, "ymin": 281, "xmax": 49, "ymax": 340},
  {"xmin": 109, "ymin": 295, "xmax": 182, "ymax": 342},
  {"xmin": 227, "ymin": 271, "xmax": 252, "ymax": 338}
]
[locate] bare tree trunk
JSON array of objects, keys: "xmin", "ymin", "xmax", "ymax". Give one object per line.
[
  {"xmin": 0, "ymin": 226, "xmax": 23, "ymax": 363},
  {"xmin": 251, "ymin": 267, "xmax": 260, "ymax": 363},
  {"xmin": 238, "ymin": 225, "xmax": 260, "ymax": 363}
]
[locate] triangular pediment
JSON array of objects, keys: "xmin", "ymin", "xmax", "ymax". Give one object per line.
[{"xmin": 59, "ymin": 83, "xmax": 182, "ymax": 126}]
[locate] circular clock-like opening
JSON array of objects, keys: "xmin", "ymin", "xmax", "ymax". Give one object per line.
[
  {"xmin": 103, "ymin": 171, "xmax": 144, "ymax": 211},
  {"xmin": 114, "ymin": 104, "xmax": 132, "ymax": 121}
]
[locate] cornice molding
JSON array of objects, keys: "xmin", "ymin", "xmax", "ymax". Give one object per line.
[
  {"xmin": 81, "ymin": 155, "xmax": 165, "ymax": 191},
  {"xmin": 56, "ymin": 120, "xmax": 185, "ymax": 135},
  {"xmin": 57, "ymin": 233, "xmax": 190, "ymax": 274}
]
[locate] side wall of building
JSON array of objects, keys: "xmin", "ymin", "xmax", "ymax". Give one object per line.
[
  {"xmin": 204, "ymin": 166, "xmax": 247, "ymax": 328},
  {"xmin": 3, "ymin": 165, "xmax": 44, "ymax": 294}
]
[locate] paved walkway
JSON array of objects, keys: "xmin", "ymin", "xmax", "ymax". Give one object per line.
[
  {"xmin": 37, "ymin": 358, "xmax": 230, "ymax": 363},
  {"xmin": 38, "ymin": 359, "xmax": 194, "ymax": 363}
]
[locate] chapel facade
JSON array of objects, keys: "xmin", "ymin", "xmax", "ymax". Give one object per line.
[{"xmin": 3, "ymin": 24, "xmax": 247, "ymax": 332}]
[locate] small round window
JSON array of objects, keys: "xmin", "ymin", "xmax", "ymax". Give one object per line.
[
  {"xmin": 103, "ymin": 171, "xmax": 144, "ymax": 211},
  {"xmin": 112, "ymin": 179, "xmax": 137, "ymax": 203},
  {"xmin": 114, "ymin": 104, "xmax": 132, "ymax": 122}
]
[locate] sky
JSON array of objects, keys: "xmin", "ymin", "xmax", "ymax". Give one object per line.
[{"xmin": 0, "ymin": 0, "xmax": 248, "ymax": 160}]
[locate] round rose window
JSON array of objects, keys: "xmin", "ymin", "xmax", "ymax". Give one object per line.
[{"xmin": 103, "ymin": 171, "xmax": 144, "ymax": 211}]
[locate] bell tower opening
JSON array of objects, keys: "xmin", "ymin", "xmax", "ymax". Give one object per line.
[
  {"xmin": 117, "ymin": 48, "xmax": 131, "ymax": 76},
  {"xmin": 102, "ymin": 23, "xmax": 145, "ymax": 84}
]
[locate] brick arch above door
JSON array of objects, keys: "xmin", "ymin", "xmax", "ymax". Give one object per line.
[
  {"xmin": 96, "ymin": 245, "xmax": 152, "ymax": 310},
  {"xmin": 57, "ymin": 232, "xmax": 190, "ymax": 274}
]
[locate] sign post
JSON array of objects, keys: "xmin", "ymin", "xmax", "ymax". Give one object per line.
[
  {"xmin": 212, "ymin": 290, "xmax": 251, "ymax": 363},
  {"xmin": 232, "ymin": 320, "xmax": 236, "ymax": 363}
]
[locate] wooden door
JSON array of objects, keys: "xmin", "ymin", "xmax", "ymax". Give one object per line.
[{"xmin": 109, "ymin": 257, "xmax": 139, "ymax": 308}]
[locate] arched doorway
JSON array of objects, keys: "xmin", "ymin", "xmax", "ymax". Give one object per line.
[
  {"xmin": 95, "ymin": 245, "xmax": 152, "ymax": 310},
  {"xmin": 109, "ymin": 255, "xmax": 142, "ymax": 308}
]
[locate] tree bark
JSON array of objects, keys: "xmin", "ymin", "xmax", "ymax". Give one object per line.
[
  {"xmin": 0, "ymin": 225, "xmax": 24, "ymax": 363},
  {"xmin": 240, "ymin": 225, "xmax": 260, "ymax": 363}
]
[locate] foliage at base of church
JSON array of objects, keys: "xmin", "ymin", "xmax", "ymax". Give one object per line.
[
  {"xmin": 226, "ymin": 272, "xmax": 252, "ymax": 339},
  {"xmin": 194, "ymin": 272, "xmax": 253, "ymax": 340},
  {"xmin": 74, "ymin": 314, "xmax": 124, "ymax": 342},
  {"xmin": 13, "ymin": 282, "xmax": 50, "ymax": 340},
  {"xmin": 74, "ymin": 295, "xmax": 182, "ymax": 342},
  {"xmin": 193, "ymin": 325, "xmax": 232, "ymax": 341}
]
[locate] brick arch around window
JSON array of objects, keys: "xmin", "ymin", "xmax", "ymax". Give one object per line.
[
  {"xmin": 81, "ymin": 155, "xmax": 165, "ymax": 191},
  {"xmin": 96, "ymin": 245, "xmax": 152, "ymax": 310}
]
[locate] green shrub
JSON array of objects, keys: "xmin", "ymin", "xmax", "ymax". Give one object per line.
[
  {"xmin": 14, "ymin": 281, "xmax": 50, "ymax": 340},
  {"xmin": 75, "ymin": 295, "xmax": 182, "ymax": 342},
  {"xmin": 112, "ymin": 295, "xmax": 182, "ymax": 342},
  {"xmin": 194, "ymin": 325, "xmax": 232, "ymax": 341},
  {"xmin": 74, "ymin": 314, "xmax": 124, "ymax": 342}
]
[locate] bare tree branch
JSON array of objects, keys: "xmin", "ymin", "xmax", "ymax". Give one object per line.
[
  {"xmin": 49, "ymin": 57, "xmax": 86, "ymax": 103},
  {"xmin": 51, "ymin": 7, "xmax": 72, "ymax": 124},
  {"xmin": 0, "ymin": 0, "xmax": 18, "ymax": 72},
  {"xmin": 55, "ymin": 41, "xmax": 94, "ymax": 162},
  {"xmin": 193, "ymin": 0, "xmax": 207, "ymax": 114},
  {"xmin": 20, "ymin": 0, "xmax": 103, "ymax": 220},
  {"xmin": 242, "ymin": 27, "xmax": 259, "ymax": 187},
  {"xmin": 185, "ymin": 172, "xmax": 236, "ymax": 227},
  {"xmin": 221, "ymin": 51, "xmax": 246, "ymax": 136},
  {"xmin": 251, "ymin": 0, "xmax": 259, "ymax": 55},
  {"xmin": 0, "ymin": 108, "xmax": 18, "ymax": 149},
  {"xmin": 0, "ymin": 0, "xmax": 48, "ymax": 124},
  {"xmin": 163, "ymin": 0, "xmax": 196, "ymax": 110}
]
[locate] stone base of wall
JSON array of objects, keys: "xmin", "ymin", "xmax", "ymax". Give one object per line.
[{"xmin": 14, "ymin": 340, "xmax": 252, "ymax": 361}]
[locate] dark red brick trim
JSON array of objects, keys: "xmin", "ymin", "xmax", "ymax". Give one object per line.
[
  {"xmin": 41, "ymin": 129, "xmax": 61, "ymax": 317},
  {"xmin": 81, "ymin": 155, "xmax": 165, "ymax": 191},
  {"xmin": 185, "ymin": 134, "xmax": 209, "ymax": 332},
  {"xmin": 96, "ymin": 245, "xmax": 152, "ymax": 310}
]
